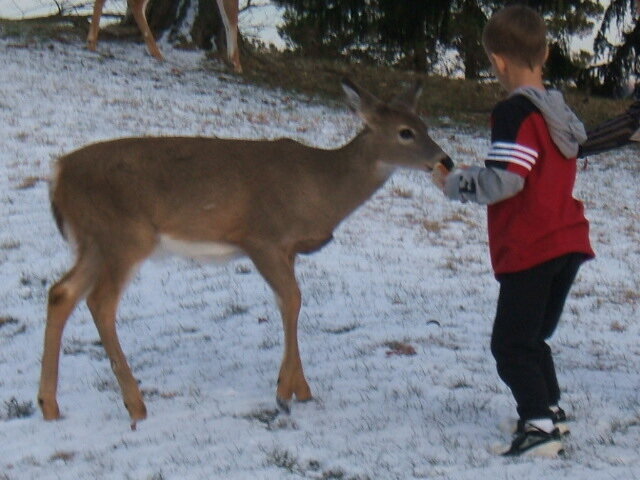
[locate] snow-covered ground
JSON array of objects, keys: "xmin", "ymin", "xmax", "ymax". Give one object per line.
[{"xmin": 0, "ymin": 37, "xmax": 639, "ymax": 480}]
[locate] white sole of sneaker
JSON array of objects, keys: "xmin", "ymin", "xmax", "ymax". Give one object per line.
[
  {"xmin": 492, "ymin": 439, "xmax": 565, "ymax": 458},
  {"xmin": 631, "ymin": 128, "xmax": 640, "ymax": 141},
  {"xmin": 522, "ymin": 439, "xmax": 564, "ymax": 458}
]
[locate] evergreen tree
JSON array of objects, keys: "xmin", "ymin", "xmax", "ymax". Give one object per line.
[
  {"xmin": 585, "ymin": 0, "xmax": 639, "ymax": 96},
  {"xmin": 272, "ymin": 0, "xmax": 605, "ymax": 82}
]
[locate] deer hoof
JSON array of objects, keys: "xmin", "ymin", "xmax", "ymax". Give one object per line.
[
  {"xmin": 294, "ymin": 389, "xmax": 313, "ymax": 403},
  {"xmin": 124, "ymin": 400, "xmax": 147, "ymax": 425},
  {"xmin": 276, "ymin": 396, "xmax": 291, "ymax": 415},
  {"xmin": 39, "ymin": 399, "xmax": 61, "ymax": 421}
]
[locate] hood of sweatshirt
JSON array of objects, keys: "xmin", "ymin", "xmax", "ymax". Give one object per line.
[{"xmin": 511, "ymin": 86, "xmax": 587, "ymax": 158}]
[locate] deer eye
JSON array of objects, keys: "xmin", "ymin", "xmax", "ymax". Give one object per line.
[{"xmin": 399, "ymin": 128, "xmax": 415, "ymax": 141}]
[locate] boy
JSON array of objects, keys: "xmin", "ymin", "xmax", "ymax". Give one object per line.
[{"xmin": 433, "ymin": 5, "xmax": 639, "ymax": 458}]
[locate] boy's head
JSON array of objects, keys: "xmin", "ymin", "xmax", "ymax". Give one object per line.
[{"xmin": 482, "ymin": 5, "xmax": 547, "ymax": 70}]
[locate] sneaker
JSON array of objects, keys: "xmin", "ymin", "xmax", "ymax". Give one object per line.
[
  {"xmin": 512, "ymin": 407, "xmax": 570, "ymax": 436},
  {"xmin": 502, "ymin": 425, "xmax": 564, "ymax": 458}
]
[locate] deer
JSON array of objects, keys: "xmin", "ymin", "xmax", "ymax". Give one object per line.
[
  {"xmin": 37, "ymin": 78, "xmax": 453, "ymax": 429},
  {"xmin": 87, "ymin": 0, "xmax": 243, "ymax": 73}
]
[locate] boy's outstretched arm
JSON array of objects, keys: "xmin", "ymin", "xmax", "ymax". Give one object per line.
[
  {"xmin": 433, "ymin": 164, "xmax": 524, "ymax": 205},
  {"xmin": 578, "ymin": 100, "xmax": 640, "ymax": 157}
]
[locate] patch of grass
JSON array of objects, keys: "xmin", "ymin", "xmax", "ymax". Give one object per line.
[
  {"xmin": 16, "ymin": 176, "xmax": 44, "ymax": 190},
  {"xmin": 263, "ymin": 447, "xmax": 302, "ymax": 474},
  {"xmin": 235, "ymin": 264, "xmax": 252, "ymax": 274},
  {"xmin": 0, "ymin": 317, "xmax": 19, "ymax": 329},
  {"xmin": 610, "ymin": 320, "xmax": 626, "ymax": 332},
  {"xmin": 321, "ymin": 469, "xmax": 371, "ymax": 480},
  {"xmin": 49, "ymin": 451, "xmax": 76, "ymax": 464},
  {"xmin": 391, "ymin": 187, "xmax": 413, "ymax": 199},
  {"xmin": 240, "ymin": 45, "xmax": 631, "ymax": 129},
  {"xmin": 0, "ymin": 16, "xmax": 84, "ymax": 44},
  {"xmin": 244, "ymin": 407, "xmax": 299, "ymax": 431},
  {"xmin": 225, "ymin": 303, "xmax": 249, "ymax": 317},
  {"xmin": 258, "ymin": 336, "xmax": 280, "ymax": 350},
  {"xmin": 3, "ymin": 397, "xmax": 35, "ymax": 420},
  {"xmin": 322, "ymin": 323, "xmax": 359, "ymax": 335},
  {"xmin": 0, "ymin": 239, "xmax": 20, "ymax": 250},
  {"xmin": 384, "ymin": 341, "xmax": 417, "ymax": 356},
  {"xmin": 0, "ymin": 317, "xmax": 26, "ymax": 338},
  {"xmin": 242, "ymin": 407, "xmax": 280, "ymax": 426},
  {"xmin": 422, "ymin": 219, "xmax": 444, "ymax": 233},
  {"xmin": 141, "ymin": 387, "xmax": 179, "ymax": 400}
]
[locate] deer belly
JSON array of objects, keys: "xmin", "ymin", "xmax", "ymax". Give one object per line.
[{"xmin": 158, "ymin": 235, "xmax": 244, "ymax": 263}]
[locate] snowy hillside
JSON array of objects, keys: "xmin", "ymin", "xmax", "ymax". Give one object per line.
[{"xmin": 0, "ymin": 38, "xmax": 639, "ymax": 479}]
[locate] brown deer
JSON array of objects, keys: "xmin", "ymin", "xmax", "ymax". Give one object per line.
[
  {"xmin": 87, "ymin": 0, "xmax": 243, "ymax": 73},
  {"xmin": 38, "ymin": 79, "xmax": 452, "ymax": 428}
]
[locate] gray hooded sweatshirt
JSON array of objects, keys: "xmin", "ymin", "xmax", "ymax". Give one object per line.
[{"xmin": 444, "ymin": 87, "xmax": 587, "ymax": 205}]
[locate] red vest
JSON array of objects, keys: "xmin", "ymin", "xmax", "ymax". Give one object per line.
[{"xmin": 486, "ymin": 95, "xmax": 595, "ymax": 274}]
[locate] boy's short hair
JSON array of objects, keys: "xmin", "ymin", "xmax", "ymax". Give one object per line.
[{"xmin": 482, "ymin": 5, "xmax": 547, "ymax": 69}]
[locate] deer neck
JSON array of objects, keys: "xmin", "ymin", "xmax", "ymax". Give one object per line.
[
  {"xmin": 335, "ymin": 128, "xmax": 395, "ymax": 197},
  {"xmin": 297, "ymin": 129, "xmax": 394, "ymax": 232}
]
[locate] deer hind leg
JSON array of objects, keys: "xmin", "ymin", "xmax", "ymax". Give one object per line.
[
  {"xmin": 128, "ymin": 0, "xmax": 164, "ymax": 60},
  {"xmin": 217, "ymin": 0, "xmax": 243, "ymax": 73},
  {"xmin": 87, "ymin": 0, "xmax": 108, "ymax": 51},
  {"xmin": 86, "ymin": 247, "xmax": 150, "ymax": 428},
  {"xmin": 39, "ymin": 247, "xmax": 98, "ymax": 420},
  {"xmin": 248, "ymin": 246, "xmax": 311, "ymax": 413}
]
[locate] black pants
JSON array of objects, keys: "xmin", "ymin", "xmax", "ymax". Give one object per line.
[{"xmin": 491, "ymin": 253, "xmax": 587, "ymax": 421}]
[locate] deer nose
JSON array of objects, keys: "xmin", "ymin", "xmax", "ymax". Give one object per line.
[{"xmin": 438, "ymin": 156, "xmax": 454, "ymax": 172}]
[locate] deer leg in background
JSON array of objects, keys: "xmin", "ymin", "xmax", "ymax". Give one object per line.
[
  {"xmin": 247, "ymin": 246, "xmax": 311, "ymax": 413},
  {"xmin": 87, "ymin": 0, "xmax": 108, "ymax": 51},
  {"xmin": 216, "ymin": 0, "xmax": 242, "ymax": 73},
  {"xmin": 129, "ymin": 0, "xmax": 164, "ymax": 60},
  {"xmin": 578, "ymin": 100, "xmax": 640, "ymax": 157}
]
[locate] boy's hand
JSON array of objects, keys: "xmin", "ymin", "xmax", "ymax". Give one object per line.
[{"xmin": 432, "ymin": 163, "xmax": 472, "ymax": 191}]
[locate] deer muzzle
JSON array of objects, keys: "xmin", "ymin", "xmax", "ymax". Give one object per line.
[{"xmin": 439, "ymin": 156, "xmax": 454, "ymax": 172}]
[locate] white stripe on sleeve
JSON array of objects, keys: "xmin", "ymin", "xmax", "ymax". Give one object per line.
[{"xmin": 487, "ymin": 142, "xmax": 538, "ymax": 170}]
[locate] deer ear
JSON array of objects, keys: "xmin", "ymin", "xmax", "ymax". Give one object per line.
[
  {"xmin": 390, "ymin": 80, "xmax": 423, "ymax": 113},
  {"xmin": 341, "ymin": 78, "xmax": 384, "ymax": 125}
]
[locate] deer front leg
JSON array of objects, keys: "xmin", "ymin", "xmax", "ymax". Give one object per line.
[
  {"xmin": 87, "ymin": 262, "xmax": 147, "ymax": 428},
  {"xmin": 275, "ymin": 285, "xmax": 313, "ymax": 412},
  {"xmin": 87, "ymin": 0, "xmax": 108, "ymax": 52},
  {"xmin": 248, "ymin": 247, "xmax": 312, "ymax": 412}
]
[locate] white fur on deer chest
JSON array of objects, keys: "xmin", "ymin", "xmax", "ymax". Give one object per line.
[{"xmin": 158, "ymin": 235, "xmax": 244, "ymax": 263}]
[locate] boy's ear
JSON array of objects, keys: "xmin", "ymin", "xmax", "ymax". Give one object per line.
[
  {"xmin": 543, "ymin": 45, "xmax": 549, "ymax": 64},
  {"xmin": 490, "ymin": 53, "xmax": 507, "ymax": 75}
]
